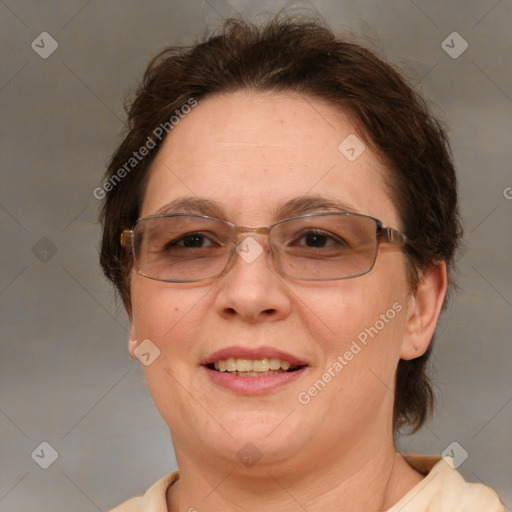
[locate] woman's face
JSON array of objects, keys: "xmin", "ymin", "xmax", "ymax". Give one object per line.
[{"xmin": 129, "ymin": 91, "xmax": 415, "ymax": 471}]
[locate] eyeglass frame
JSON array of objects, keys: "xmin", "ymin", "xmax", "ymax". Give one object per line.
[{"xmin": 120, "ymin": 211, "xmax": 409, "ymax": 283}]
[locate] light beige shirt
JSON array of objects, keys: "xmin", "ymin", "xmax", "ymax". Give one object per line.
[{"xmin": 110, "ymin": 455, "xmax": 504, "ymax": 512}]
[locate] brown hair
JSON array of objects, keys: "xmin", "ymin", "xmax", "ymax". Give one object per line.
[{"xmin": 99, "ymin": 15, "xmax": 463, "ymax": 433}]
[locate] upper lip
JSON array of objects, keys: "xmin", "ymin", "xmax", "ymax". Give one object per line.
[{"xmin": 202, "ymin": 346, "xmax": 308, "ymax": 366}]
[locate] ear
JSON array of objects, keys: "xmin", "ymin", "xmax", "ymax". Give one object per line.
[
  {"xmin": 400, "ymin": 261, "xmax": 448, "ymax": 360},
  {"xmin": 128, "ymin": 322, "xmax": 138, "ymax": 360}
]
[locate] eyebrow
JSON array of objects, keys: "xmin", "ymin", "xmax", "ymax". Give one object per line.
[{"xmin": 154, "ymin": 194, "xmax": 360, "ymax": 221}]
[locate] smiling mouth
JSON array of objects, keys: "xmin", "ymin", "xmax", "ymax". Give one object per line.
[{"xmin": 206, "ymin": 357, "xmax": 305, "ymax": 377}]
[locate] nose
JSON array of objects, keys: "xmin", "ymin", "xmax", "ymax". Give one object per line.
[{"xmin": 213, "ymin": 234, "xmax": 292, "ymax": 323}]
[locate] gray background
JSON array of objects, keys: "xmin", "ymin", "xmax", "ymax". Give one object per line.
[{"xmin": 1, "ymin": 1, "xmax": 511, "ymax": 510}]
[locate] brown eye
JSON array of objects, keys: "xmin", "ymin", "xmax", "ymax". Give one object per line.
[
  {"xmin": 163, "ymin": 231, "xmax": 221, "ymax": 250},
  {"xmin": 292, "ymin": 229, "xmax": 347, "ymax": 248}
]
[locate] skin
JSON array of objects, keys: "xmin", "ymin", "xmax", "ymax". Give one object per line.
[{"xmin": 128, "ymin": 90, "xmax": 447, "ymax": 511}]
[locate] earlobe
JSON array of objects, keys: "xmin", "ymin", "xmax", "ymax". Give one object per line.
[{"xmin": 400, "ymin": 262, "xmax": 448, "ymax": 360}]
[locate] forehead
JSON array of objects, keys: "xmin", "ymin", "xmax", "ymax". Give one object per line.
[{"xmin": 141, "ymin": 91, "xmax": 400, "ymax": 228}]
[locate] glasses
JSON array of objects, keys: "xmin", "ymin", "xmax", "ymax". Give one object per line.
[{"xmin": 120, "ymin": 212, "xmax": 408, "ymax": 283}]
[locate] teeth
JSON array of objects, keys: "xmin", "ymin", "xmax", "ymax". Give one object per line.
[
  {"xmin": 252, "ymin": 359, "xmax": 269, "ymax": 372},
  {"xmin": 233, "ymin": 370, "xmax": 284, "ymax": 377},
  {"xmin": 269, "ymin": 357, "xmax": 281, "ymax": 370},
  {"xmin": 236, "ymin": 358, "xmax": 253, "ymax": 372},
  {"xmin": 226, "ymin": 357, "xmax": 237, "ymax": 372},
  {"xmin": 212, "ymin": 358, "xmax": 297, "ymax": 373}
]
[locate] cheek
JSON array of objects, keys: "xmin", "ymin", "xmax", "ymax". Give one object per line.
[
  {"xmin": 130, "ymin": 277, "xmax": 207, "ymax": 356},
  {"xmin": 130, "ymin": 279, "xmax": 211, "ymax": 422},
  {"xmin": 292, "ymin": 261, "xmax": 410, "ymax": 399},
  {"xmin": 297, "ymin": 282, "xmax": 408, "ymax": 405},
  {"xmin": 298, "ymin": 278, "xmax": 407, "ymax": 353}
]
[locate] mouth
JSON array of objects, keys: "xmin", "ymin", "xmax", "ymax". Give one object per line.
[
  {"xmin": 202, "ymin": 346, "xmax": 308, "ymax": 394},
  {"xmin": 206, "ymin": 357, "xmax": 304, "ymax": 377}
]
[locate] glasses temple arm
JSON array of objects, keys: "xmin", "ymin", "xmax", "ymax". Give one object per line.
[
  {"xmin": 120, "ymin": 230, "xmax": 133, "ymax": 248},
  {"xmin": 381, "ymin": 227, "xmax": 408, "ymax": 245}
]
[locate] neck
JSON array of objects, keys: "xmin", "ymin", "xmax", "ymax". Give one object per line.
[{"xmin": 166, "ymin": 442, "xmax": 424, "ymax": 512}]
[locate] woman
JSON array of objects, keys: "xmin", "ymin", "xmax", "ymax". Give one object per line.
[{"xmin": 100, "ymin": 15, "xmax": 503, "ymax": 512}]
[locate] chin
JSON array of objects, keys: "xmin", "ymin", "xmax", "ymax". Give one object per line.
[{"xmin": 212, "ymin": 412, "xmax": 313, "ymax": 462}]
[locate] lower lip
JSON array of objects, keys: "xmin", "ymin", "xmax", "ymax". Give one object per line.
[{"xmin": 203, "ymin": 366, "xmax": 307, "ymax": 395}]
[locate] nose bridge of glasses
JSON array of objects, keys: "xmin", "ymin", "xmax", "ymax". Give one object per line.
[
  {"xmin": 233, "ymin": 225, "xmax": 270, "ymax": 238},
  {"xmin": 231, "ymin": 226, "xmax": 273, "ymax": 256}
]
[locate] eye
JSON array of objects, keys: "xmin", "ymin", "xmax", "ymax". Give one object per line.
[
  {"xmin": 293, "ymin": 229, "xmax": 348, "ymax": 248},
  {"xmin": 165, "ymin": 232, "xmax": 220, "ymax": 250}
]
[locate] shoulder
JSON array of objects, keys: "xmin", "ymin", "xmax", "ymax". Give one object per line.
[
  {"xmin": 386, "ymin": 454, "xmax": 504, "ymax": 512},
  {"xmin": 109, "ymin": 471, "xmax": 179, "ymax": 512}
]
